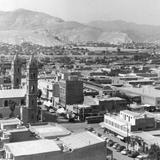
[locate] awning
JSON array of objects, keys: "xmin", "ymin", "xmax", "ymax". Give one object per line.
[
  {"xmin": 117, "ymin": 135, "xmax": 124, "ymax": 140},
  {"xmin": 99, "ymin": 122, "xmax": 130, "ymax": 138}
]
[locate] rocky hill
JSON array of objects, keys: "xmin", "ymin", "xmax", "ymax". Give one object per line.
[{"xmin": 0, "ymin": 9, "xmax": 160, "ymax": 45}]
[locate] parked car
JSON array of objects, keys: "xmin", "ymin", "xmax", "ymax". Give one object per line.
[
  {"xmin": 128, "ymin": 151, "xmax": 139, "ymax": 158},
  {"xmin": 49, "ymin": 109, "xmax": 55, "ymax": 113},
  {"xmin": 85, "ymin": 127, "xmax": 94, "ymax": 132},
  {"xmin": 135, "ymin": 154, "xmax": 149, "ymax": 160},
  {"xmin": 121, "ymin": 149, "xmax": 130, "ymax": 155},
  {"xmin": 116, "ymin": 145, "xmax": 125, "ymax": 152},
  {"xmin": 112, "ymin": 143, "xmax": 119, "ymax": 149},
  {"xmin": 107, "ymin": 140, "xmax": 114, "ymax": 147}
]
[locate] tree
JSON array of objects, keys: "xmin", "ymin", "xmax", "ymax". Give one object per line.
[
  {"xmin": 148, "ymin": 144, "xmax": 160, "ymax": 160},
  {"xmin": 9, "ymin": 100, "xmax": 16, "ymax": 118}
]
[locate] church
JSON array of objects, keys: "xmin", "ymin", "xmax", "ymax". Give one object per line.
[{"xmin": 0, "ymin": 53, "xmax": 38, "ymax": 123}]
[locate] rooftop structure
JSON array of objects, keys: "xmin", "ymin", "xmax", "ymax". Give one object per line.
[
  {"xmin": 29, "ymin": 123, "xmax": 70, "ymax": 139},
  {"xmin": 4, "ymin": 139, "xmax": 61, "ymax": 157},
  {"xmin": 119, "ymin": 86, "xmax": 160, "ymax": 98},
  {"xmin": 60, "ymin": 131, "xmax": 104, "ymax": 149},
  {"xmin": 118, "ymin": 86, "xmax": 160, "ymax": 107}
]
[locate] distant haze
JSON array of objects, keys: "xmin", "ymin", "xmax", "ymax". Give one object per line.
[{"xmin": 0, "ymin": 0, "xmax": 160, "ymax": 25}]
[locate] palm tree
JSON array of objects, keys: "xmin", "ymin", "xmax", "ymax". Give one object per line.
[{"xmin": 148, "ymin": 144, "xmax": 160, "ymax": 160}]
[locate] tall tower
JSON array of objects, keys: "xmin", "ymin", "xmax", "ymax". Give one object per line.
[
  {"xmin": 11, "ymin": 53, "xmax": 21, "ymax": 89},
  {"xmin": 22, "ymin": 54, "xmax": 38, "ymax": 123}
]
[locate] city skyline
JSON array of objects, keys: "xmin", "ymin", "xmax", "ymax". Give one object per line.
[{"xmin": 0, "ymin": 0, "xmax": 160, "ymax": 25}]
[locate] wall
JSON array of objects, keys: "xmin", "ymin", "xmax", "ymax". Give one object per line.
[
  {"xmin": 14, "ymin": 142, "xmax": 106, "ymax": 160},
  {"xmin": 63, "ymin": 143, "xmax": 106, "ymax": 160},
  {"xmin": 141, "ymin": 96, "xmax": 156, "ymax": 106},
  {"xmin": 59, "ymin": 80, "xmax": 84, "ymax": 107},
  {"xmin": 10, "ymin": 130, "xmax": 37, "ymax": 142},
  {"xmin": 66, "ymin": 80, "xmax": 84, "ymax": 105},
  {"xmin": 134, "ymin": 117, "xmax": 155, "ymax": 131},
  {"xmin": 0, "ymin": 97, "xmax": 25, "ymax": 108},
  {"xmin": 99, "ymin": 99, "xmax": 127, "ymax": 113},
  {"xmin": 14, "ymin": 150, "xmax": 62, "ymax": 160},
  {"xmin": 0, "ymin": 106, "xmax": 20, "ymax": 118}
]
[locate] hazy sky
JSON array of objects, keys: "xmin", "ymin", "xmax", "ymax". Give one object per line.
[{"xmin": 0, "ymin": 0, "xmax": 160, "ymax": 25}]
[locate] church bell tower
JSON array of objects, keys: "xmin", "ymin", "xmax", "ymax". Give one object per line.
[
  {"xmin": 21, "ymin": 54, "xmax": 38, "ymax": 123},
  {"xmin": 11, "ymin": 53, "xmax": 21, "ymax": 89}
]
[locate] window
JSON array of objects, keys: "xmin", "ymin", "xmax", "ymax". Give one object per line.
[
  {"xmin": 4, "ymin": 100, "xmax": 8, "ymax": 107},
  {"xmin": 21, "ymin": 99, "xmax": 25, "ymax": 105},
  {"xmin": 128, "ymin": 116, "xmax": 130, "ymax": 122},
  {"xmin": 16, "ymin": 78, "xmax": 19, "ymax": 84},
  {"xmin": 31, "ymin": 73, "xmax": 36, "ymax": 79},
  {"xmin": 18, "ymin": 68, "xmax": 20, "ymax": 73},
  {"xmin": 31, "ymin": 85, "xmax": 35, "ymax": 93}
]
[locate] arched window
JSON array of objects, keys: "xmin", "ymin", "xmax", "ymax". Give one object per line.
[
  {"xmin": 16, "ymin": 78, "xmax": 19, "ymax": 84},
  {"xmin": 17, "ymin": 68, "xmax": 20, "ymax": 73},
  {"xmin": 4, "ymin": 100, "xmax": 8, "ymax": 107}
]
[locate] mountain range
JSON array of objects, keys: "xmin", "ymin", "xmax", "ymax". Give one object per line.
[{"xmin": 0, "ymin": 9, "xmax": 160, "ymax": 46}]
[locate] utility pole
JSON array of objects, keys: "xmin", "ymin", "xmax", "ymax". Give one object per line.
[{"xmin": 127, "ymin": 123, "xmax": 129, "ymax": 150}]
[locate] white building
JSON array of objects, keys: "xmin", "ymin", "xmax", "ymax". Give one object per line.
[
  {"xmin": 101, "ymin": 110, "xmax": 155, "ymax": 140},
  {"xmin": 4, "ymin": 139, "xmax": 62, "ymax": 160},
  {"xmin": 4, "ymin": 131, "xmax": 106, "ymax": 160}
]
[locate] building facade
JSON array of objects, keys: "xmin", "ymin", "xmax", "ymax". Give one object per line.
[
  {"xmin": 59, "ymin": 79, "xmax": 84, "ymax": 107},
  {"xmin": 101, "ymin": 110, "xmax": 156, "ymax": 140}
]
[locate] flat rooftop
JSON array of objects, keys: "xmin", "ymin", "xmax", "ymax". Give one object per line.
[
  {"xmin": 30, "ymin": 123, "xmax": 70, "ymax": 139},
  {"xmin": 0, "ymin": 89, "xmax": 26, "ymax": 99},
  {"xmin": 133, "ymin": 130, "xmax": 160, "ymax": 146},
  {"xmin": 60, "ymin": 131, "xmax": 104, "ymax": 149},
  {"xmin": 0, "ymin": 118, "xmax": 21, "ymax": 125},
  {"xmin": 5, "ymin": 139, "xmax": 61, "ymax": 157},
  {"xmin": 119, "ymin": 86, "xmax": 160, "ymax": 98},
  {"xmin": 121, "ymin": 110, "xmax": 154, "ymax": 119},
  {"xmin": 83, "ymin": 96, "xmax": 99, "ymax": 106}
]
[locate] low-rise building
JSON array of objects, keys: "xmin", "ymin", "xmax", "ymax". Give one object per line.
[
  {"xmin": 0, "ymin": 89, "xmax": 26, "ymax": 107},
  {"xmin": 118, "ymin": 86, "xmax": 160, "ymax": 108},
  {"xmin": 29, "ymin": 123, "xmax": 70, "ymax": 139},
  {"xmin": 4, "ymin": 139, "xmax": 62, "ymax": 160},
  {"xmin": 101, "ymin": 110, "xmax": 156, "ymax": 141},
  {"xmin": 0, "ymin": 89, "xmax": 26, "ymax": 118},
  {"xmin": 4, "ymin": 131, "xmax": 106, "ymax": 160}
]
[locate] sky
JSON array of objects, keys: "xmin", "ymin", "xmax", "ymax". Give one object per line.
[{"xmin": 0, "ymin": 0, "xmax": 160, "ymax": 25}]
